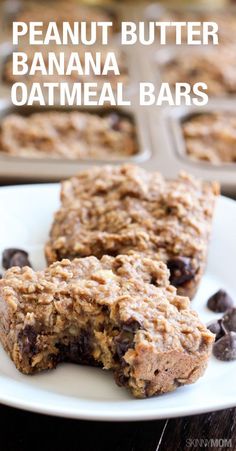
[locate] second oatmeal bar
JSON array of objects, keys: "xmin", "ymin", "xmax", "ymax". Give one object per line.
[{"xmin": 45, "ymin": 165, "xmax": 219, "ymax": 298}]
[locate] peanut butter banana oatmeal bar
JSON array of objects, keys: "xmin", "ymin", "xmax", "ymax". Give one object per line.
[
  {"xmin": 0, "ymin": 112, "xmax": 137, "ymax": 159},
  {"xmin": 182, "ymin": 112, "xmax": 236, "ymax": 164},
  {"xmin": 162, "ymin": 46, "xmax": 236, "ymax": 97},
  {"xmin": 45, "ymin": 165, "xmax": 219, "ymax": 299},
  {"xmin": 0, "ymin": 254, "xmax": 214, "ymax": 398}
]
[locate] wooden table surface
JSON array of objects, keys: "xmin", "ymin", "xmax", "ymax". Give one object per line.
[
  {"xmin": 0, "ymin": 404, "xmax": 235, "ymax": 451},
  {"xmin": 0, "ymin": 182, "xmax": 235, "ymax": 451}
]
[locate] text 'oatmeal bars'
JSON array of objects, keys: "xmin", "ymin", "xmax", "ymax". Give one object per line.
[
  {"xmin": 0, "ymin": 254, "xmax": 214, "ymax": 398},
  {"xmin": 45, "ymin": 165, "xmax": 219, "ymax": 299}
]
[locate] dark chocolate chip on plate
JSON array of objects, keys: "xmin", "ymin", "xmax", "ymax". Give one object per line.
[
  {"xmin": 207, "ymin": 319, "xmax": 224, "ymax": 341},
  {"xmin": 167, "ymin": 257, "xmax": 196, "ymax": 286},
  {"xmin": 2, "ymin": 248, "xmax": 32, "ymax": 270},
  {"xmin": 207, "ymin": 289, "xmax": 234, "ymax": 313},
  {"xmin": 213, "ymin": 332, "xmax": 236, "ymax": 361},
  {"xmin": 222, "ymin": 308, "xmax": 236, "ymax": 333}
]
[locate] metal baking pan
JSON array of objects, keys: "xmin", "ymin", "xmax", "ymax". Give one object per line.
[
  {"xmin": 0, "ymin": 3, "xmax": 142, "ymax": 182},
  {"xmin": 0, "ymin": 0, "xmax": 139, "ymax": 100},
  {"xmin": 0, "ymin": 0, "xmax": 141, "ymax": 104},
  {"xmin": 145, "ymin": 96, "xmax": 236, "ymax": 195},
  {"xmin": 169, "ymin": 100, "xmax": 236, "ymax": 169},
  {"xmin": 124, "ymin": 6, "xmax": 236, "ymax": 196},
  {"xmin": 0, "ymin": 42, "xmax": 13, "ymax": 99},
  {"xmin": 0, "ymin": 97, "xmax": 151, "ymax": 182},
  {"xmin": 0, "ymin": 0, "xmax": 235, "ymax": 197}
]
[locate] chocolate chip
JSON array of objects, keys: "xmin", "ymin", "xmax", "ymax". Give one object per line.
[
  {"xmin": 207, "ymin": 289, "xmax": 234, "ymax": 313},
  {"xmin": 222, "ymin": 308, "xmax": 236, "ymax": 333},
  {"xmin": 207, "ymin": 320, "xmax": 224, "ymax": 341},
  {"xmin": 115, "ymin": 332, "xmax": 134, "ymax": 359},
  {"xmin": 114, "ymin": 368, "xmax": 129, "ymax": 387},
  {"xmin": 150, "ymin": 276, "xmax": 159, "ymax": 286},
  {"xmin": 107, "ymin": 113, "xmax": 121, "ymax": 131},
  {"xmin": 56, "ymin": 331, "xmax": 100, "ymax": 366},
  {"xmin": 115, "ymin": 320, "xmax": 142, "ymax": 360},
  {"xmin": 122, "ymin": 319, "xmax": 141, "ymax": 333},
  {"xmin": 2, "ymin": 248, "xmax": 32, "ymax": 270},
  {"xmin": 10, "ymin": 252, "xmax": 31, "ymax": 268},
  {"xmin": 18, "ymin": 325, "xmax": 37, "ymax": 355},
  {"xmin": 167, "ymin": 257, "xmax": 196, "ymax": 286},
  {"xmin": 48, "ymin": 352, "xmax": 59, "ymax": 368},
  {"xmin": 188, "ymin": 68, "xmax": 200, "ymax": 77},
  {"xmin": 213, "ymin": 332, "xmax": 236, "ymax": 361},
  {"xmin": 115, "ymin": 326, "xmax": 137, "ymax": 360},
  {"xmin": 166, "ymin": 206, "xmax": 174, "ymax": 215}
]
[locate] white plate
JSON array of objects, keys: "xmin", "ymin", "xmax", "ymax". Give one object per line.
[{"xmin": 0, "ymin": 184, "xmax": 235, "ymax": 421}]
